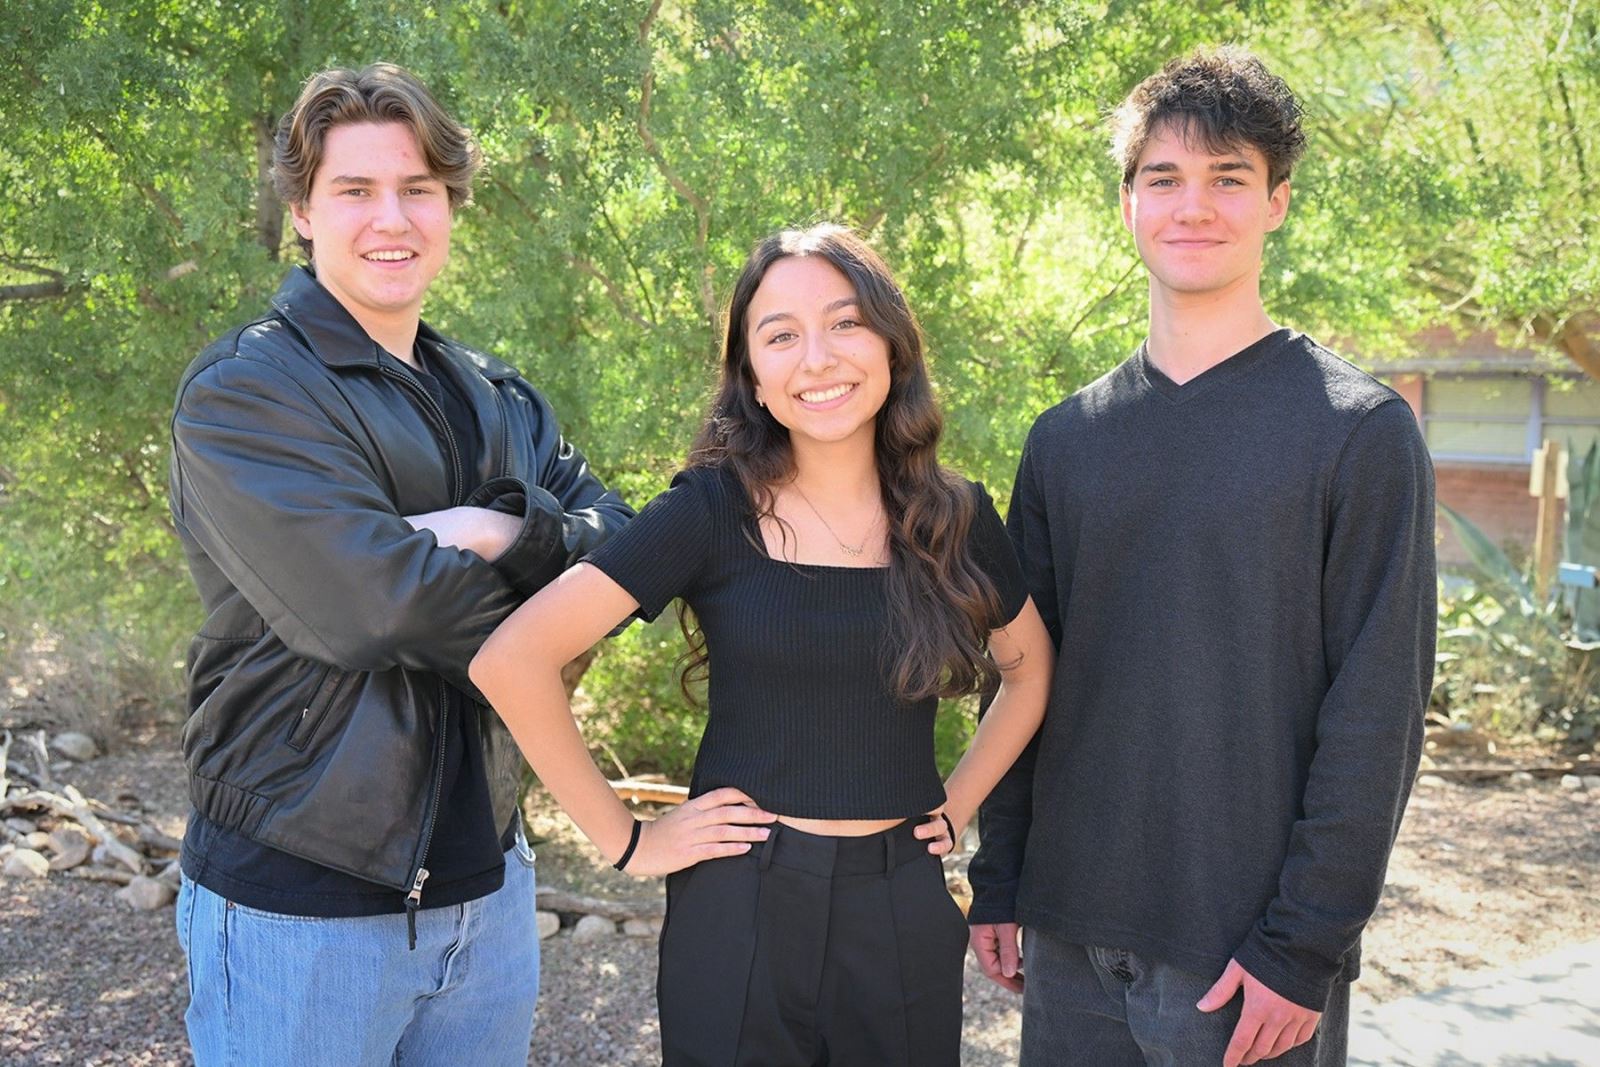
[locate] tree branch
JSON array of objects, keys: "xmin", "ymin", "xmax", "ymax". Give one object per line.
[
  {"xmin": 1530, "ymin": 312, "xmax": 1600, "ymax": 380},
  {"xmin": 0, "ymin": 256, "xmax": 62, "ymax": 280},
  {"xmin": 488, "ymin": 175, "xmax": 654, "ymax": 331},
  {"xmin": 594, "ymin": 190, "xmax": 659, "ymax": 324},
  {"xmin": 861, "ymin": 142, "xmax": 950, "ymax": 234},
  {"xmin": 0, "ymin": 280, "xmax": 68, "ymax": 301},
  {"xmin": 637, "ymin": 0, "xmax": 717, "ymax": 334}
]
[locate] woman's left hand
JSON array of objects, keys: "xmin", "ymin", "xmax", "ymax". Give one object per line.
[{"xmin": 914, "ymin": 807, "xmax": 963, "ymax": 856}]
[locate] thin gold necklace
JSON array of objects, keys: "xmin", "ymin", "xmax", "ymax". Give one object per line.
[{"xmin": 790, "ymin": 483, "xmax": 879, "ymax": 559}]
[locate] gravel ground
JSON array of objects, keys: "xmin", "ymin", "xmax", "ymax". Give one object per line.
[{"xmin": 2, "ymin": 730, "xmax": 1597, "ymax": 1065}]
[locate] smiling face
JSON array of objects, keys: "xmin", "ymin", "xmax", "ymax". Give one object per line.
[
  {"xmin": 289, "ymin": 121, "xmax": 452, "ymax": 346},
  {"xmin": 1120, "ymin": 121, "xmax": 1290, "ymax": 306},
  {"xmin": 744, "ymin": 255, "xmax": 893, "ymax": 458}
]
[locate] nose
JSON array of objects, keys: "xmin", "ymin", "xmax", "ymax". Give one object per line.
[
  {"xmin": 370, "ymin": 189, "xmax": 411, "ymax": 234},
  {"xmin": 800, "ymin": 331, "xmax": 838, "ymax": 372},
  {"xmin": 1173, "ymin": 184, "xmax": 1214, "ymax": 224}
]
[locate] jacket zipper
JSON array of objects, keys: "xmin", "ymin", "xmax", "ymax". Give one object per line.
[
  {"xmin": 492, "ymin": 386, "xmax": 512, "ymax": 477},
  {"xmin": 379, "ymin": 362, "xmax": 463, "ymax": 505},
  {"xmin": 379, "ymin": 359, "xmax": 464, "ymax": 949},
  {"xmin": 404, "ymin": 679, "xmax": 452, "ymax": 950}
]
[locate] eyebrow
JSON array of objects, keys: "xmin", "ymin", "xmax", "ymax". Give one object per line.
[
  {"xmin": 1137, "ymin": 158, "xmax": 1258, "ymax": 176},
  {"xmin": 753, "ymin": 297, "xmax": 859, "ymax": 333},
  {"xmin": 328, "ymin": 174, "xmax": 442, "ymax": 186}
]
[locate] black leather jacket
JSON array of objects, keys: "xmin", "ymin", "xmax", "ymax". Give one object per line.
[{"xmin": 168, "ymin": 267, "xmax": 632, "ymax": 894}]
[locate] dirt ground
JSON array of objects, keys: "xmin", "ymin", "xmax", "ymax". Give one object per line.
[{"xmin": 1, "ymin": 726, "xmax": 1596, "ymax": 1065}]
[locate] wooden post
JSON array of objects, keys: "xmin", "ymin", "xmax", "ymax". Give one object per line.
[{"xmin": 1532, "ymin": 439, "xmax": 1564, "ymax": 602}]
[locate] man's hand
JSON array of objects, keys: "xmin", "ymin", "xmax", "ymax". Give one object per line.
[
  {"xmin": 1197, "ymin": 958, "xmax": 1321, "ymax": 1067},
  {"xmin": 969, "ymin": 922, "xmax": 1024, "ymax": 994},
  {"xmin": 405, "ymin": 506, "xmax": 521, "ymax": 561}
]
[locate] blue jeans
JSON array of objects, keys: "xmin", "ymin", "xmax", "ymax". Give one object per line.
[
  {"xmin": 176, "ymin": 836, "xmax": 540, "ymax": 1066},
  {"xmin": 1020, "ymin": 929, "xmax": 1350, "ymax": 1067}
]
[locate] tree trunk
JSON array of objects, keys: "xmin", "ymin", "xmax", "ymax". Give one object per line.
[{"xmin": 254, "ymin": 114, "xmax": 283, "ymax": 259}]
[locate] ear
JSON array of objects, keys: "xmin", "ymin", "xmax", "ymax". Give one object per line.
[
  {"xmin": 289, "ymin": 199, "xmax": 314, "ymax": 242},
  {"xmin": 1265, "ymin": 180, "xmax": 1291, "ymax": 233},
  {"xmin": 1119, "ymin": 183, "xmax": 1134, "ymax": 233}
]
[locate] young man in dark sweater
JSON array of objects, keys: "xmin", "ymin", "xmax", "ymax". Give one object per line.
[{"xmin": 966, "ymin": 48, "xmax": 1435, "ymax": 1066}]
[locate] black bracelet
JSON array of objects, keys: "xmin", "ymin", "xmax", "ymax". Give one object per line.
[
  {"xmin": 612, "ymin": 818, "xmax": 643, "ymax": 872},
  {"xmin": 939, "ymin": 812, "xmax": 957, "ymax": 846}
]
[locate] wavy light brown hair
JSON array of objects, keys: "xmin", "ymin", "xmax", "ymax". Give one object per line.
[
  {"xmin": 680, "ymin": 223, "xmax": 1005, "ymax": 702},
  {"xmin": 273, "ymin": 62, "xmax": 483, "ymax": 256},
  {"xmin": 1112, "ymin": 46, "xmax": 1306, "ymax": 191}
]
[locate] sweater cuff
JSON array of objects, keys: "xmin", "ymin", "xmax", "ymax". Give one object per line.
[
  {"xmin": 965, "ymin": 887, "xmax": 1020, "ymax": 926},
  {"xmin": 464, "ymin": 476, "xmax": 564, "ymax": 596},
  {"xmin": 1232, "ymin": 928, "xmax": 1342, "ymax": 1012}
]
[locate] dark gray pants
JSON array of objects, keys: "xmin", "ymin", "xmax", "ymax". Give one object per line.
[
  {"xmin": 656, "ymin": 820, "xmax": 968, "ymax": 1067},
  {"xmin": 1021, "ymin": 929, "xmax": 1350, "ymax": 1066}
]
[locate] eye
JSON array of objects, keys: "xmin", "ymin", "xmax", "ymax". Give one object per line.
[
  {"xmin": 766, "ymin": 329, "xmax": 797, "ymax": 345},
  {"xmin": 341, "ymin": 188, "xmax": 369, "ymax": 197},
  {"xmin": 832, "ymin": 317, "xmax": 861, "ymax": 330},
  {"xmin": 406, "ymin": 186, "xmax": 438, "ymax": 196},
  {"xmin": 1148, "ymin": 177, "xmax": 1177, "ymax": 188},
  {"xmin": 1217, "ymin": 176, "xmax": 1245, "ymax": 187}
]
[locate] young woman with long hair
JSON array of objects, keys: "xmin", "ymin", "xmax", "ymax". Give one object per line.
[{"xmin": 469, "ymin": 223, "xmax": 1053, "ymax": 1065}]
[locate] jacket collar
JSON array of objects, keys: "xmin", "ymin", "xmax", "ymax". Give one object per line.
[{"xmin": 269, "ymin": 266, "xmax": 520, "ymax": 381}]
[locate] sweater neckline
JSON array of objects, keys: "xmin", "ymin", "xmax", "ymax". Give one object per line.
[{"xmin": 1135, "ymin": 328, "xmax": 1294, "ymax": 404}]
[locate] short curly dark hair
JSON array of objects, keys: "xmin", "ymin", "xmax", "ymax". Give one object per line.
[{"xmin": 1112, "ymin": 46, "xmax": 1306, "ymax": 190}]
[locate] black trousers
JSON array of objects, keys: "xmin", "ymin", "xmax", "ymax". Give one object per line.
[{"xmin": 657, "ymin": 819, "xmax": 969, "ymax": 1067}]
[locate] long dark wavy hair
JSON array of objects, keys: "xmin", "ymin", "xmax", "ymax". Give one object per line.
[{"xmin": 678, "ymin": 223, "xmax": 1005, "ymax": 702}]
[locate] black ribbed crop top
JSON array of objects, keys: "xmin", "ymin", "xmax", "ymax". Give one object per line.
[{"xmin": 583, "ymin": 464, "xmax": 1028, "ymax": 819}]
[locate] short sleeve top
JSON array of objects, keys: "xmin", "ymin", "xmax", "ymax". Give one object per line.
[{"xmin": 583, "ymin": 465, "xmax": 1028, "ymax": 819}]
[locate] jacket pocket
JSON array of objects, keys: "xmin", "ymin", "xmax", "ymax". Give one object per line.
[{"xmin": 286, "ymin": 666, "xmax": 353, "ymax": 751}]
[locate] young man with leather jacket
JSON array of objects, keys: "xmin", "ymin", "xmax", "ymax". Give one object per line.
[{"xmin": 167, "ymin": 63, "xmax": 632, "ymax": 1064}]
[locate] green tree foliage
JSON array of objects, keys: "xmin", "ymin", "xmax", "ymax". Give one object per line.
[{"xmin": 1, "ymin": 2, "xmax": 1595, "ymax": 756}]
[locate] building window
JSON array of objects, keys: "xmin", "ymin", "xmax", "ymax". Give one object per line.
[
  {"xmin": 1543, "ymin": 377, "xmax": 1600, "ymax": 459},
  {"xmin": 1423, "ymin": 374, "xmax": 1600, "ymax": 464}
]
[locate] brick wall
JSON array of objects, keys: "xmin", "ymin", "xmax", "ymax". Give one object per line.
[{"xmin": 1434, "ymin": 461, "xmax": 1547, "ymax": 568}]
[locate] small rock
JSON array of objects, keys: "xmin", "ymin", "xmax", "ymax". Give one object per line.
[
  {"xmin": 622, "ymin": 917, "xmax": 657, "ymax": 937},
  {"xmin": 4, "ymin": 817, "xmax": 36, "ymax": 835},
  {"xmin": 3, "ymin": 849, "xmax": 50, "ymax": 879},
  {"xmin": 1560, "ymin": 774, "xmax": 1583, "ymax": 790},
  {"xmin": 23, "ymin": 831, "xmax": 51, "ymax": 850},
  {"xmin": 571, "ymin": 914, "xmax": 614, "ymax": 941},
  {"xmin": 1583, "ymin": 776, "xmax": 1600, "ymax": 790},
  {"xmin": 50, "ymin": 731, "xmax": 99, "ymax": 762},
  {"xmin": 536, "ymin": 910, "xmax": 560, "ymax": 940},
  {"xmin": 1509, "ymin": 771, "xmax": 1535, "ymax": 786},
  {"xmin": 47, "ymin": 827, "xmax": 92, "ymax": 871},
  {"xmin": 1416, "ymin": 774, "xmax": 1448, "ymax": 788},
  {"xmin": 114, "ymin": 876, "xmax": 176, "ymax": 910}
]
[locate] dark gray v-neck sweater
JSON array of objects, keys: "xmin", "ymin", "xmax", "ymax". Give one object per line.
[{"xmin": 968, "ymin": 330, "xmax": 1436, "ymax": 1010}]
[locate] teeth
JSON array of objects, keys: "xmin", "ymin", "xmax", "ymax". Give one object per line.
[
  {"xmin": 799, "ymin": 384, "xmax": 853, "ymax": 403},
  {"xmin": 363, "ymin": 250, "xmax": 414, "ymax": 261}
]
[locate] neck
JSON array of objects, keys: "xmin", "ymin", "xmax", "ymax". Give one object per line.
[
  {"xmin": 365, "ymin": 318, "xmax": 422, "ymax": 368},
  {"xmin": 309, "ymin": 267, "xmax": 423, "ymax": 368},
  {"xmin": 789, "ymin": 437, "xmax": 880, "ymax": 503},
  {"xmin": 1144, "ymin": 274, "xmax": 1277, "ymax": 385}
]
